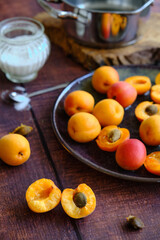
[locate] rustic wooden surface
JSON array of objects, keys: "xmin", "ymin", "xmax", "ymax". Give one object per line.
[
  {"xmin": 0, "ymin": 1, "xmax": 160, "ymax": 240},
  {"xmin": 35, "ymin": 10, "xmax": 160, "ymax": 70}
]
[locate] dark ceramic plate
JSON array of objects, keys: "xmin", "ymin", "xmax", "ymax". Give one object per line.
[{"xmin": 52, "ymin": 66, "xmax": 160, "ymax": 182}]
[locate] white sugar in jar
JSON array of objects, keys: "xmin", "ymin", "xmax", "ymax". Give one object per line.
[{"xmin": 0, "ymin": 17, "xmax": 50, "ymax": 83}]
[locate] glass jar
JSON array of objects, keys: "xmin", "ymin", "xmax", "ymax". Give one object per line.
[{"xmin": 0, "ymin": 17, "xmax": 50, "ymax": 83}]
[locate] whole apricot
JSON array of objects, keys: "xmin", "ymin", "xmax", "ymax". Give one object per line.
[
  {"xmin": 107, "ymin": 81, "xmax": 137, "ymax": 108},
  {"xmin": 92, "ymin": 66, "xmax": 119, "ymax": 94},
  {"xmin": 92, "ymin": 99, "xmax": 124, "ymax": 127},
  {"xmin": 67, "ymin": 112, "xmax": 101, "ymax": 143},
  {"xmin": 139, "ymin": 115, "xmax": 160, "ymax": 146},
  {"xmin": 61, "ymin": 183, "xmax": 96, "ymax": 219},
  {"xmin": 26, "ymin": 178, "xmax": 61, "ymax": 213},
  {"xmin": 115, "ymin": 139, "xmax": 146, "ymax": 170},
  {"xmin": 0, "ymin": 133, "xmax": 31, "ymax": 166},
  {"xmin": 64, "ymin": 90, "xmax": 95, "ymax": 116}
]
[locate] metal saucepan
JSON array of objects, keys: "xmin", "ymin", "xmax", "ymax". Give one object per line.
[{"xmin": 37, "ymin": 0, "xmax": 154, "ymax": 48}]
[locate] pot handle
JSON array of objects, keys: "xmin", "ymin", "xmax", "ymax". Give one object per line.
[{"xmin": 37, "ymin": 0, "xmax": 77, "ymax": 20}]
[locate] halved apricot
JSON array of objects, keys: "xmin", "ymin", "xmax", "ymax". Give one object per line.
[
  {"xmin": 26, "ymin": 178, "xmax": 61, "ymax": 213},
  {"xmin": 144, "ymin": 152, "xmax": 160, "ymax": 176},
  {"xmin": 155, "ymin": 72, "xmax": 160, "ymax": 85},
  {"xmin": 96, "ymin": 125, "xmax": 130, "ymax": 152},
  {"xmin": 125, "ymin": 76, "xmax": 151, "ymax": 95},
  {"xmin": 61, "ymin": 183, "xmax": 96, "ymax": 219},
  {"xmin": 150, "ymin": 85, "xmax": 160, "ymax": 103},
  {"xmin": 135, "ymin": 101, "xmax": 160, "ymax": 122}
]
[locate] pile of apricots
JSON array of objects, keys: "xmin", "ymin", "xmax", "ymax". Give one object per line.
[{"xmin": 64, "ymin": 66, "xmax": 160, "ymax": 176}]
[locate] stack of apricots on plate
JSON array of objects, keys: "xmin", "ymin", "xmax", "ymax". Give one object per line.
[{"xmin": 64, "ymin": 66, "xmax": 160, "ymax": 176}]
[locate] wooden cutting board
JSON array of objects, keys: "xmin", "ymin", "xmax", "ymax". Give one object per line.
[{"xmin": 35, "ymin": 12, "xmax": 160, "ymax": 70}]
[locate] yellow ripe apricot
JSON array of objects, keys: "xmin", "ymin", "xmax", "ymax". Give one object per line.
[
  {"xmin": 61, "ymin": 183, "xmax": 96, "ymax": 219},
  {"xmin": 139, "ymin": 115, "xmax": 160, "ymax": 146},
  {"xmin": 155, "ymin": 72, "xmax": 160, "ymax": 85},
  {"xmin": 150, "ymin": 85, "xmax": 160, "ymax": 104},
  {"xmin": 93, "ymin": 99, "xmax": 124, "ymax": 127},
  {"xmin": 0, "ymin": 133, "xmax": 30, "ymax": 166},
  {"xmin": 125, "ymin": 76, "xmax": 151, "ymax": 95},
  {"xmin": 67, "ymin": 112, "xmax": 101, "ymax": 143},
  {"xmin": 26, "ymin": 178, "xmax": 61, "ymax": 213},
  {"xmin": 64, "ymin": 90, "xmax": 95, "ymax": 116},
  {"xmin": 92, "ymin": 66, "xmax": 119, "ymax": 94}
]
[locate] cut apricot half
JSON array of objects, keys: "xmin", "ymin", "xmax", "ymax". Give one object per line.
[
  {"xmin": 96, "ymin": 125, "xmax": 130, "ymax": 152},
  {"xmin": 26, "ymin": 178, "xmax": 61, "ymax": 213},
  {"xmin": 155, "ymin": 72, "xmax": 160, "ymax": 85},
  {"xmin": 150, "ymin": 85, "xmax": 160, "ymax": 103},
  {"xmin": 144, "ymin": 152, "xmax": 160, "ymax": 176},
  {"xmin": 135, "ymin": 101, "xmax": 160, "ymax": 122},
  {"xmin": 125, "ymin": 76, "xmax": 151, "ymax": 95},
  {"xmin": 61, "ymin": 183, "xmax": 96, "ymax": 219}
]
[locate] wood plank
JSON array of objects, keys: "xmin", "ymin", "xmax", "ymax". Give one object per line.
[{"xmin": 0, "ymin": 71, "xmax": 79, "ymax": 239}]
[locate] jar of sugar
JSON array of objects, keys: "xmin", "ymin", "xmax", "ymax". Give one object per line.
[{"xmin": 0, "ymin": 17, "xmax": 50, "ymax": 83}]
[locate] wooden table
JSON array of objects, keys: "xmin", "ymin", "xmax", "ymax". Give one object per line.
[{"xmin": 0, "ymin": 1, "xmax": 160, "ymax": 239}]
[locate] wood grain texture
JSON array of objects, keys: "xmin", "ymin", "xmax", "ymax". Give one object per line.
[
  {"xmin": 0, "ymin": 0, "xmax": 160, "ymax": 240},
  {"xmin": 35, "ymin": 11, "xmax": 160, "ymax": 70}
]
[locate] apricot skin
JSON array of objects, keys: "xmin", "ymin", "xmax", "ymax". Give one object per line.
[
  {"xmin": 92, "ymin": 66, "xmax": 119, "ymax": 94},
  {"xmin": 67, "ymin": 112, "xmax": 101, "ymax": 143},
  {"xmin": 115, "ymin": 139, "xmax": 146, "ymax": 170},
  {"xmin": 107, "ymin": 81, "xmax": 137, "ymax": 108},
  {"xmin": 64, "ymin": 90, "xmax": 95, "ymax": 116},
  {"xmin": 0, "ymin": 133, "xmax": 31, "ymax": 166},
  {"xmin": 139, "ymin": 115, "xmax": 160, "ymax": 146},
  {"xmin": 93, "ymin": 99, "xmax": 124, "ymax": 127}
]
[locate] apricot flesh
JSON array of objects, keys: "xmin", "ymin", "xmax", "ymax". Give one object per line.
[
  {"xmin": 26, "ymin": 178, "xmax": 61, "ymax": 213},
  {"xmin": 0, "ymin": 133, "xmax": 31, "ymax": 166},
  {"xmin": 61, "ymin": 183, "xmax": 96, "ymax": 219},
  {"xmin": 67, "ymin": 112, "xmax": 101, "ymax": 143},
  {"xmin": 93, "ymin": 99, "xmax": 124, "ymax": 127},
  {"xmin": 116, "ymin": 139, "xmax": 146, "ymax": 170},
  {"xmin": 125, "ymin": 76, "xmax": 151, "ymax": 95},
  {"xmin": 64, "ymin": 90, "xmax": 95, "ymax": 116}
]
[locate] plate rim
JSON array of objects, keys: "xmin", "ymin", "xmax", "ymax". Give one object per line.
[{"xmin": 52, "ymin": 65, "xmax": 160, "ymax": 183}]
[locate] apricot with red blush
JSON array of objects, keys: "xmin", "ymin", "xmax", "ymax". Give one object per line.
[
  {"xmin": 115, "ymin": 139, "xmax": 147, "ymax": 170},
  {"xmin": 107, "ymin": 81, "xmax": 137, "ymax": 108}
]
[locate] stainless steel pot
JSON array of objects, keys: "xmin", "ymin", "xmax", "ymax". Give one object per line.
[{"xmin": 37, "ymin": 0, "xmax": 154, "ymax": 48}]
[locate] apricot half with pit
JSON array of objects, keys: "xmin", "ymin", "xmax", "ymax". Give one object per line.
[
  {"xmin": 135, "ymin": 101, "xmax": 160, "ymax": 122},
  {"xmin": 61, "ymin": 183, "xmax": 96, "ymax": 219},
  {"xmin": 26, "ymin": 178, "xmax": 61, "ymax": 213}
]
